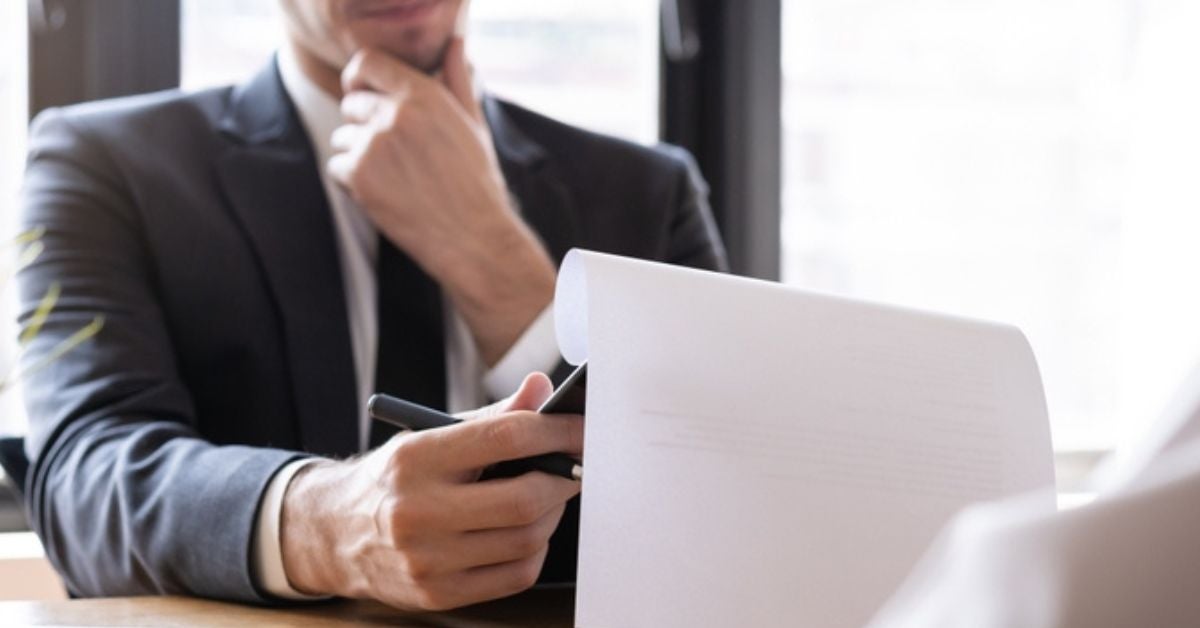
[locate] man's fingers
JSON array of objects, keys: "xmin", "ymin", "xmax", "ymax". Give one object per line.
[
  {"xmin": 457, "ymin": 372, "xmax": 554, "ymax": 422},
  {"xmin": 430, "ymin": 411, "xmax": 583, "ymax": 472},
  {"xmin": 340, "ymin": 90, "xmax": 400, "ymax": 124},
  {"xmin": 327, "ymin": 152, "xmax": 356, "ymax": 188},
  {"xmin": 440, "ymin": 35, "xmax": 483, "ymax": 123},
  {"xmin": 439, "ymin": 547, "xmax": 550, "ymax": 608},
  {"xmin": 343, "ymin": 44, "xmax": 481, "ymax": 125},
  {"xmin": 442, "ymin": 472, "xmax": 579, "ymax": 531},
  {"xmin": 560, "ymin": 428, "xmax": 584, "ymax": 458},
  {"xmin": 330, "ymin": 123, "xmax": 367, "ymax": 153},
  {"xmin": 440, "ymin": 503, "xmax": 565, "ymax": 572},
  {"xmin": 508, "ymin": 372, "xmax": 554, "ymax": 412},
  {"xmin": 342, "ymin": 47, "xmax": 430, "ymax": 96}
]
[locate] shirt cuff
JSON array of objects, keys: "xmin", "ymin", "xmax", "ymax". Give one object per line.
[
  {"xmin": 253, "ymin": 458, "xmax": 330, "ymax": 600},
  {"xmin": 483, "ymin": 303, "xmax": 562, "ymax": 400}
]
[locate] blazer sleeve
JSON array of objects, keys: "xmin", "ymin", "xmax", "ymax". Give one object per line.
[
  {"xmin": 660, "ymin": 145, "xmax": 730, "ymax": 273},
  {"xmin": 18, "ymin": 109, "xmax": 300, "ymax": 601}
]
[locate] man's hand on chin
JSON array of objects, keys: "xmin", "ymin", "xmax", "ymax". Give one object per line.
[
  {"xmin": 327, "ymin": 37, "xmax": 556, "ymax": 367},
  {"xmin": 278, "ymin": 373, "xmax": 582, "ymax": 611}
]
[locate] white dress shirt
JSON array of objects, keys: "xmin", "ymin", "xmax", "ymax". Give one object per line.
[{"xmin": 253, "ymin": 48, "xmax": 562, "ymax": 599}]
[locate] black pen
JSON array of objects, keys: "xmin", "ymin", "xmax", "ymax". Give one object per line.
[{"xmin": 367, "ymin": 391, "xmax": 584, "ymax": 481}]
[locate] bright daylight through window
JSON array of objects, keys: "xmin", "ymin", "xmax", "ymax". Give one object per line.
[{"xmin": 782, "ymin": 0, "xmax": 1200, "ymax": 462}]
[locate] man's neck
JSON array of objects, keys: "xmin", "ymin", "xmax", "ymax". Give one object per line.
[{"xmin": 287, "ymin": 39, "xmax": 344, "ymax": 100}]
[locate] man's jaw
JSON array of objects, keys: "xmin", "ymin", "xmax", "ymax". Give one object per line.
[
  {"xmin": 348, "ymin": 0, "xmax": 443, "ymax": 27},
  {"xmin": 343, "ymin": 0, "xmax": 455, "ymax": 75}
]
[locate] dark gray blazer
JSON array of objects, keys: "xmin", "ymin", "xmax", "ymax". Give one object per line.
[{"xmin": 17, "ymin": 60, "xmax": 727, "ymax": 602}]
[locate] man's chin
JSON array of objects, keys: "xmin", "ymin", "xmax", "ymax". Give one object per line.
[{"xmin": 381, "ymin": 37, "xmax": 452, "ymax": 75}]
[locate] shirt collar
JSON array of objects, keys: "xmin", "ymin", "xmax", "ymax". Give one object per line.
[{"xmin": 276, "ymin": 45, "xmax": 342, "ymax": 169}]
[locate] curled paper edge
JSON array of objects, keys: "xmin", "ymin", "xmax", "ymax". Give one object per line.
[{"xmin": 554, "ymin": 249, "xmax": 589, "ymax": 365}]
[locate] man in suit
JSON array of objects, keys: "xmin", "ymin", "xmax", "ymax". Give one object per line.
[{"xmin": 17, "ymin": 0, "xmax": 726, "ymax": 610}]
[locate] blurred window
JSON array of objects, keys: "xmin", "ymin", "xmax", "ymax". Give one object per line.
[
  {"xmin": 0, "ymin": 2, "xmax": 29, "ymax": 436},
  {"xmin": 782, "ymin": 0, "xmax": 1200, "ymax": 456},
  {"xmin": 180, "ymin": 0, "xmax": 280, "ymax": 92},
  {"xmin": 181, "ymin": 0, "xmax": 659, "ymax": 143}
]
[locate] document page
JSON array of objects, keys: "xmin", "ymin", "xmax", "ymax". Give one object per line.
[{"xmin": 556, "ymin": 250, "xmax": 1055, "ymax": 628}]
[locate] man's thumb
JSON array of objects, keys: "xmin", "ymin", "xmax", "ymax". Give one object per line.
[
  {"xmin": 457, "ymin": 372, "xmax": 553, "ymax": 421},
  {"xmin": 504, "ymin": 372, "xmax": 554, "ymax": 412}
]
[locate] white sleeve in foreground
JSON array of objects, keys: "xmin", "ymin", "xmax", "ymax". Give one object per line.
[
  {"xmin": 482, "ymin": 303, "xmax": 562, "ymax": 399},
  {"xmin": 252, "ymin": 458, "xmax": 330, "ymax": 600}
]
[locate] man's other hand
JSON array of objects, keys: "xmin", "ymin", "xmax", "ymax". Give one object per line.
[
  {"xmin": 278, "ymin": 373, "xmax": 582, "ymax": 611},
  {"xmin": 328, "ymin": 38, "xmax": 556, "ymax": 367}
]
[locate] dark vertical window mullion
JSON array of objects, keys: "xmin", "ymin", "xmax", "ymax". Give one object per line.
[
  {"xmin": 660, "ymin": 0, "xmax": 782, "ymax": 280},
  {"xmin": 28, "ymin": 0, "xmax": 181, "ymax": 120}
]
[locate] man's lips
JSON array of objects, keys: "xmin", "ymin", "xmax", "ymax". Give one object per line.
[{"xmin": 352, "ymin": 0, "xmax": 441, "ymax": 24}]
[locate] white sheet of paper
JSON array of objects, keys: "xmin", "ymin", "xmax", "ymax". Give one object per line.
[{"xmin": 556, "ymin": 250, "xmax": 1055, "ymax": 628}]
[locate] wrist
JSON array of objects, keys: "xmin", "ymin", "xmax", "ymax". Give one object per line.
[
  {"xmin": 447, "ymin": 227, "xmax": 556, "ymax": 366},
  {"xmin": 453, "ymin": 224, "xmax": 555, "ymax": 309},
  {"xmin": 279, "ymin": 459, "xmax": 356, "ymax": 597}
]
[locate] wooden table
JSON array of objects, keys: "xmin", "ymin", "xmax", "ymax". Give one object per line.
[{"xmin": 0, "ymin": 586, "xmax": 574, "ymax": 626}]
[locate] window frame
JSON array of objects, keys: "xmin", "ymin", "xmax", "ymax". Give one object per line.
[{"xmin": 660, "ymin": 0, "xmax": 782, "ymax": 280}]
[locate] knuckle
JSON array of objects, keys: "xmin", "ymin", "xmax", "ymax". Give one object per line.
[
  {"xmin": 385, "ymin": 496, "xmax": 424, "ymax": 544},
  {"xmin": 386, "ymin": 440, "xmax": 418, "ymax": 482},
  {"xmin": 513, "ymin": 482, "xmax": 554, "ymax": 525},
  {"xmin": 508, "ymin": 491, "xmax": 544, "ymax": 525},
  {"xmin": 390, "ymin": 432, "xmax": 419, "ymax": 459},
  {"xmin": 400, "ymin": 552, "xmax": 436, "ymax": 582},
  {"xmin": 359, "ymin": 133, "xmax": 385, "ymax": 162},
  {"xmin": 384, "ymin": 102, "xmax": 406, "ymax": 131},
  {"xmin": 485, "ymin": 417, "xmax": 525, "ymax": 453},
  {"xmin": 393, "ymin": 431, "xmax": 431, "ymax": 463},
  {"xmin": 412, "ymin": 586, "xmax": 452, "ymax": 612},
  {"xmin": 357, "ymin": 49, "xmax": 384, "ymax": 73},
  {"xmin": 392, "ymin": 530, "xmax": 419, "ymax": 553},
  {"xmin": 512, "ymin": 527, "xmax": 545, "ymax": 557},
  {"xmin": 342, "ymin": 58, "xmax": 362, "ymax": 83},
  {"xmin": 389, "ymin": 520, "xmax": 417, "ymax": 549},
  {"xmin": 343, "ymin": 165, "xmax": 370, "ymax": 198},
  {"xmin": 567, "ymin": 416, "xmax": 585, "ymax": 445},
  {"xmin": 511, "ymin": 558, "xmax": 542, "ymax": 591},
  {"xmin": 384, "ymin": 442, "xmax": 406, "ymax": 472}
]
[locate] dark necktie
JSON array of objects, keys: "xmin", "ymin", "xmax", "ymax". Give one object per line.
[
  {"xmin": 369, "ymin": 235, "xmax": 578, "ymax": 584},
  {"xmin": 369, "ymin": 236, "xmax": 446, "ymax": 447}
]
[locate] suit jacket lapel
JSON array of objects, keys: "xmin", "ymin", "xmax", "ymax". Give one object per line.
[
  {"xmin": 208, "ymin": 87, "xmax": 570, "ymax": 459},
  {"xmin": 485, "ymin": 97, "xmax": 579, "ymax": 266},
  {"xmin": 215, "ymin": 60, "xmax": 359, "ymax": 458}
]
